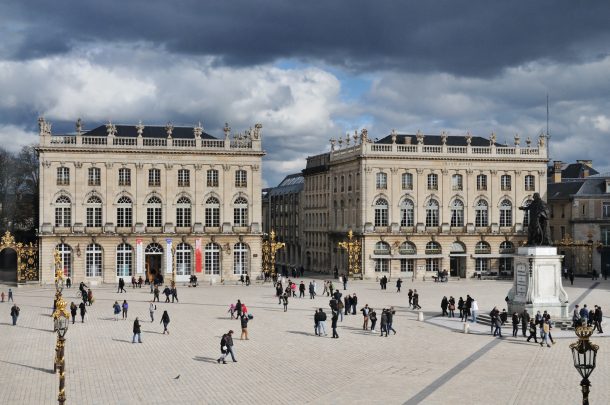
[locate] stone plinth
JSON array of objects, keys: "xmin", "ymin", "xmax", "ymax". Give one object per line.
[{"xmin": 507, "ymin": 246, "xmax": 569, "ymax": 319}]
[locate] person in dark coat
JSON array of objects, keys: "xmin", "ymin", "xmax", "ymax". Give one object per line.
[
  {"xmin": 379, "ymin": 309, "xmax": 388, "ymax": 337},
  {"xmin": 441, "ymin": 296, "xmax": 449, "ymax": 317},
  {"xmin": 299, "ymin": 282, "xmax": 306, "ymax": 298},
  {"xmin": 344, "ymin": 295, "xmax": 351, "ymax": 315},
  {"xmin": 163, "ymin": 286, "xmax": 171, "ymax": 303},
  {"xmin": 351, "ymin": 293, "xmax": 358, "ymax": 315},
  {"xmin": 70, "ymin": 302, "xmax": 77, "ymax": 324},
  {"xmin": 235, "ymin": 300, "xmax": 242, "ymax": 318},
  {"xmin": 594, "ymin": 305, "xmax": 603, "ymax": 333},
  {"xmin": 160, "ymin": 310, "xmax": 170, "ymax": 334},
  {"xmin": 240, "ymin": 314, "xmax": 249, "ymax": 340},
  {"xmin": 386, "ymin": 307, "xmax": 397, "ymax": 335},
  {"xmin": 521, "ymin": 309, "xmax": 530, "ymax": 337},
  {"xmin": 10, "ymin": 304, "xmax": 20, "ymax": 325},
  {"xmin": 412, "ymin": 290, "xmax": 421, "ymax": 310},
  {"xmin": 396, "ymin": 278, "xmax": 402, "ymax": 293},
  {"xmin": 512, "ymin": 312, "xmax": 520, "ymax": 337},
  {"xmin": 282, "ymin": 294, "xmax": 289, "ymax": 312},
  {"xmin": 132, "ymin": 317, "xmax": 142, "ymax": 343},
  {"xmin": 79, "ymin": 301, "xmax": 87, "ymax": 323},
  {"xmin": 117, "ymin": 278, "xmax": 126, "ymax": 293},
  {"xmin": 369, "ymin": 308, "xmax": 377, "ymax": 332},
  {"xmin": 153, "ymin": 286, "xmax": 160, "ymax": 302},
  {"xmin": 217, "ymin": 330, "xmax": 236, "ymax": 363},
  {"xmin": 331, "ymin": 311, "xmax": 339, "ymax": 338}
]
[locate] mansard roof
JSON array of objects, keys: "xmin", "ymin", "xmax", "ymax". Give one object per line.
[
  {"xmin": 83, "ymin": 124, "xmax": 217, "ymax": 139},
  {"xmin": 547, "ymin": 181, "xmax": 585, "ymax": 200},
  {"xmin": 376, "ymin": 134, "xmax": 503, "ymax": 147}
]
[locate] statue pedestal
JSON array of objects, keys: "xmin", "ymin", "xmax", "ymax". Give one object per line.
[{"xmin": 507, "ymin": 247, "xmax": 569, "ymax": 319}]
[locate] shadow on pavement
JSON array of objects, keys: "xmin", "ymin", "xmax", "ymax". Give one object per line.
[
  {"xmin": 193, "ymin": 356, "xmax": 218, "ymax": 363},
  {"xmin": 0, "ymin": 359, "xmax": 54, "ymax": 374}
]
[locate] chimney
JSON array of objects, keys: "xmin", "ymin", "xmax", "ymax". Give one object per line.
[
  {"xmin": 577, "ymin": 160, "xmax": 592, "ymax": 178},
  {"xmin": 553, "ymin": 161, "xmax": 563, "ymax": 183}
]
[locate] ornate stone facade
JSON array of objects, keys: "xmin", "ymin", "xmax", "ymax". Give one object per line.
[
  {"xmin": 37, "ymin": 118, "xmax": 264, "ymax": 284},
  {"xmin": 303, "ymin": 130, "xmax": 549, "ymax": 279}
]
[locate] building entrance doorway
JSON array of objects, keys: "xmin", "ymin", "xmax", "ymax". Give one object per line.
[
  {"xmin": 0, "ymin": 248, "xmax": 17, "ymax": 283},
  {"xmin": 450, "ymin": 256, "xmax": 466, "ymax": 278},
  {"xmin": 145, "ymin": 243, "xmax": 164, "ymax": 283}
]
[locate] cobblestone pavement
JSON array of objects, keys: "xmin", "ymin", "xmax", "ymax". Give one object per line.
[{"xmin": 0, "ymin": 277, "xmax": 609, "ymax": 405}]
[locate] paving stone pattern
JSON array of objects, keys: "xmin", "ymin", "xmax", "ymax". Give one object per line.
[{"xmin": 0, "ymin": 278, "xmax": 609, "ymax": 404}]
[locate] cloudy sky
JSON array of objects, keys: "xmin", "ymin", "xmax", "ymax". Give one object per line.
[{"xmin": 2, "ymin": 1, "xmax": 610, "ymax": 186}]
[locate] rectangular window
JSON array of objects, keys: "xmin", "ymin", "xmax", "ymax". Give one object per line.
[
  {"xmin": 426, "ymin": 258, "xmax": 440, "ymax": 272},
  {"xmin": 117, "ymin": 207, "xmax": 132, "ymax": 227},
  {"xmin": 176, "ymin": 207, "xmax": 191, "ymax": 227},
  {"xmin": 400, "ymin": 259, "xmax": 414, "ymax": 273},
  {"xmin": 88, "ymin": 167, "xmax": 101, "ymax": 186},
  {"xmin": 235, "ymin": 170, "xmax": 247, "ymax": 187},
  {"xmin": 402, "ymin": 173, "xmax": 413, "ymax": 190},
  {"xmin": 178, "ymin": 169, "xmax": 190, "ymax": 187},
  {"xmin": 602, "ymin": 227, "xmax": 610, "ymax": 246},
  {"xmin": 116, "ymin": 250, "xmax": 132, "ymax": 277},
  {"xmin": 86, "ymin": 249, "xmax": 102, "ymax": 277},
  {"xmin": 57, "ymin": 167, "xmax": 70, "ymax": 186},
  {"xmin": 477, "ymin": 174, "xmax": 487, "ymax": 191},
  {"xmin": 374, "ymin": 259, "xmax": 389, "ymax": 272},
  {"xmin": 118, "ymin": 168, "xmax": 131, "ymax": 186},
  {"xmin": 524, "ymin": 175, "xmax": 535, "ymax": 191},
  {"xmin": 475, "ymin": 258, "xmax": 489, "ymax": 273},
  {"xmin": 86, "ymin": 207, "xmax": 102, "ymax": 227},
  {"xmin": 148, "ymin": 169, "xmax": 161, "ymax": 187},
  {"xmin": 501, "ymin": 175, "xmax": 511, "ymax": 191},
  {"xmin": 603, "ymin": 202, "xmax": 610, "ymax": 218},
  {"xmin": 147, "ymin": 207, "xmax": 162, "ymax": 227},
  {"xmin": 452, "ymin": 174, "xmax": 463, "ymax": 191},
  {"xmin": 207, "ymin": 169, "xmax": 219, "ymax": 187},
  {"xmin": 376, "ymin": 173, "xmax": 387, "ymax": 189},
  {"xmin": 427, "ymin": 174, "xmax": 438, "ymax": 190}
]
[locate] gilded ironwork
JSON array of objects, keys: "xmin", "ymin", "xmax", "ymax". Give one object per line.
[
  {"xmin": 338, "ymin": 229, "xmax": 362, "ymax": 278},
  {"xmin": 53, "ymin": 250, "xmax": 69, "ymax": 405},
  {"xmin": 555, "ymin": 233, "xmax": 603, "ymax": 275},
  {"xmin": 0, "ymin": 231, "xmax": 39, "ymax": 282},
  {"xmin": 262, "ymin": 230, "xmax": 285, "ymax": 275}
]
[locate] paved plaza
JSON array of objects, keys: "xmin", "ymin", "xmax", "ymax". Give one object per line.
[{"xmin": 0, "ymin": 277, "xmax": 609, "ymax": 404}]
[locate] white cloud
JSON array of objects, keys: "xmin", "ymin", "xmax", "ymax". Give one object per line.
[{"xmin": 0, "ymin": 124, "xmax": 38, "ymax": 152}]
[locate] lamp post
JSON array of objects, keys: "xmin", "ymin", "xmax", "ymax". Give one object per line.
[
  {"xmin": 53, "ymin": 251, "xmax": 70, "ymax": 405},
  {"xmin": 262, "ymin": 230, "xmax": 285, "ymax": 276},
  {"xmin": 338, "ymin": 229, "xmax": 362, "ymax": 280},
  {"xmin": 570, "ymin": 324, "xmax": 598, "ymax": 405}
]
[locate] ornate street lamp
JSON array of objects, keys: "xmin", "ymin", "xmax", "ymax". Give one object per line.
[
  {"xmin": 570, "ymin": 325, "xmax": 598, "ymax": 405},
  {"xmin": 53, "ymin": 251, "xmax": 70, "ymax": 405}
]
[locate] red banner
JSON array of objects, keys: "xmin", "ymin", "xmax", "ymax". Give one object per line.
[{"xmin": 195, "ymin": 238, "xmax": 202, "ymax": 273}]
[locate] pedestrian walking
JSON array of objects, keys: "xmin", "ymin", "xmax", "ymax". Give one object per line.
[
  {"xmin": 161, "ymin": 310, "xmax": 170, "ymax": 334},
  {"xmin": 282, "ymin": 293, "xmax": 289, "ymax": 312},
  {"xmin": 0, "ymin": 291, "xmax": 4, "ymax": 302},
  {"xmin": 457, "ymin": 297, "xmax": 464, "ymax": 319},
  {"xmin": 217, "ymin": 330, "xmax": 236, "ymax": 363},
  {"xmin": 79, "ymin": 301, "xmax": 87, "ymax": 323},
  {"xmin": 408, "ymin": 289, "xmax": 413, "ymax": 307},
  {"xmin": 149, "ymin": 301, "xmax": 156, "ymax": 322},
  {"xmin": 171, "ymin": 286, "xmax": 179, "ymax": 303},
  {"xmin": 344, "ymin": 295, "xmax": 350, "ymax": 315},
  {"xmin": 493, "ymin": 315, "xmax": 502, "ymax": 337},
  {"xmin": 331, "ymin": 311, "xmax": 339, "ymax": 338},
  {"xmin": 342, "ymin": 274, "xmax": 347, "ymax": 290},
  {"xmin": 70, "ymin": 302, "xmax": 77, "ymax": 324},
  {"xmin": 369, "ymin": 308, "xmax": 377, "ymax": 332},
  {"xmin": 526, "ymin": 320, "xmax": 538, "ymax": 343},
  {"xmin": 396, "ymin": 278, "xmax": 402, "ymax": 292},
  {"xmin": 386, "ymin": 307, "xmax": 397, "ymax": 335},
  {"xmin": 113, "ymin": 301, "xmax": 121, "ymax": 321},
  {"xmin": 521, "ymin": 309, "xmax": 530, "ymax": 337},
  {"xmin": 412, "ymin": 290, "xmax": 421, "ymax": 310},
  {"xmin": 66, "ymin": 277, "xmax": 72, "ymax": 288},
  {"xmin": 163, "ymin": 286, "xmax": 171, "ymax": 303},
  {"xmin": 122, "ymin": 300, "xmax": 128, "ymax": 320},
  {"xmin": 441, "ymin": 296, "xmax": 449, "ymax": 317},
  {"xmin": 360, "ymin": 304, "xmax": 370, "ymax": 330},
  {"xmin": 540, "ymin": 320, "xmax": 551, "ymax": 347},
  {"xmin": 235, "ymin": 299, "xmax": 243, "ymax": 318},
  {"xmin": 117, "ymin": 278, "xmax": 126, "ymax": 293},
  {"xmin": 380, "ymin": 309, "xmax": 388, "ymax": 337},
  {"xmin": 352, "ymin": 293, "xmax": 358, "ymax": 315},
  {"xmin": 10, "ymin": 303, "xmax": 20, "ymax": 325},
  {"xmin": 572, "ymin": 305, "xmax": 581, "ymax": 328},
  {"xmin": 594, "ymin": 306, "xmax": 603, "ymax": 333},
  {"xmin": 153, "ymin": 286, "xmax": 160, "ymax": 302},
  {"xmin": 323, "ymin": 281, "xmax": 329, "ymax": 296},
  {"xmin": 132, "ymin": 317, "xmax": 142, "ymax": 343},
  {"xmin": 8, "ymin": 288, "xmax": 13, "ymax": 302},
  {"xmin": 308, "ymin": 282, "xmax": 315, "ymax": 299},
  {"xmin": 569, "ymin": 270, "xmax": 575, "ymax": 285},
  {"xmin": 240, "ymin": 314, "xmax": 249, "ymax": 340},
  {"xmin": 470, "ymin": 298, "xmax": 479, "ymax": 323},
  {"xmin": 87, "ymin": 289, "xmax": 94, "ymax": 306},
  {"xmin": 512, "ymin": 312, "xmax": 520, "ymax": 337},
  {"xmin": 299, "ymin": 281, "xmax": 305, "ymax": 298},
  {"xmin": 448, "ymin": 296, "xmax": 456, "ymax": 318}
]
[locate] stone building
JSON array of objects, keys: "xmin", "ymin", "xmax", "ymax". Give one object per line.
[
  {"xmin": 262, "ymin": 173, "xmax": 304, "ymax": 273},
  {"xmin": 548, "ymin": 160, "xmax": 610, "ymax": 276},
  {"xmin": 37, "ymin": 118, "xmax": 264, "ymax": 284},
  {"xmin": 303, "ymin": 130, "xmax": 548, "ymax": 279}
]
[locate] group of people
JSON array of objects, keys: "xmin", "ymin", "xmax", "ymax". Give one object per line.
[
  {"xmin": 407, "ymin": 289, "xmax": 422, "ymax": 310},
  {"xmin": 573, "ymin": 304, "xmax": 603, "ymax": 333},
  {"xmin": 1, "ymin": 288, "xmax": 14, "ymax": 303}
]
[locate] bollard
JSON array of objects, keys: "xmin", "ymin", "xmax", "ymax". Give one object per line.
[
  {"xmin": 463, "ymin": 322, "xmax": 469, "ymax": 334},
  {"xmin": 418, "ymin": 311, "xmax": 424, "ymax": 321}
]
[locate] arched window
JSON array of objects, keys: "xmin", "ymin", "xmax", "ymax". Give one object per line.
[
  {"xmin": 475, "ymin": 241, "xmax": 491, "ymax": 254},
  {"xmin": 425, "ymin": 199, "xmax": 439, "ymax": 227},
  {"xmin": 523, "ymin": 199, "xmax": 533, "ymax": 227},
  {"xmin": 176, "ymin": 243, "xmax": 192, "ymax": 275},
  {"xmin": 86, "ymin": 244, "xmax": 102, "ymax": 277},
  {"xmin": 147, "ymin": 196, "xmax": 162, "ymax": 227},
  {"xmin": 400, "ymin": 199, "xmax": 414, "ymax": 227},
  {"xmin": 374, "ymin": 241, "xmax": 391, "ymax": 254},
  {"xmin": 475, "ymin": 200, "xmax": 489, "ymax": 227},
  {"xmin": 116, "ymin": 243, "xmax": 132, "ymax": 277},
  {"xmin": 176, "ymin": 196, "xmax": 192, "ymax": 227},
  {"xmin": 233, "ymin": 242, "xmax": 249, "ymax": 275},
  {"xmin": 500, "ymin": 241, "xmax": 515, "ymax": 254},
  {"xmin": 55, "ymin": 195, "xmax": 71, "ymax": 227},
  {"xmin": 204, "ymin": 243, "xmax": 221, "ymax": 275},
  {"xmin": 399, "ymin": 241, "xmax": 416, "ymax": 255},
  {"xmin": 234, "ymin": 197, "xmax": 248, "ymax": 226},
  {"xmin": 374, "ymin": 198, "xmax": 389, "ymax": 227},
  {"xmin": 425, "ymin": 241, "xmax": 442, "ymax": 254},
  {"xmin": 376, "ymin": 172, "xmax": 387, "ymax": 189},
  {"xmin": 55, "ymin": 243, "xmax": 72, "ymax": 277},
  {"xmin": 145, "ymin": 243, "xmax": 163, "ymax": 253},
  {"xmin": 205, "ymin": 197, "xmax": 220, "ymax": 227},
  {"xmin": 86, "ymin": 196, "xmax": 102, "ymax": 227},
  {"xmin": 116, "ymin": 196, "xmax": 133, "ymax": 227},
  {"xmin": 500, "ymin": 199, "xmax": 512, "ymax": 227},
  {"xmin": 450, "ymin": 199, "xmax": 464, "ymax": 227}
]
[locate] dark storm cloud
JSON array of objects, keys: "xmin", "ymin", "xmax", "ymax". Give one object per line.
[{"xmin": 2, "ymin": 1, "xmax": 610, "ymax": 76}]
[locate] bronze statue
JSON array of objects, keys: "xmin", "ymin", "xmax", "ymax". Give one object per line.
[{"xmin": 519, "ymin": 193, "xmax": 551, "ymax": 246}]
